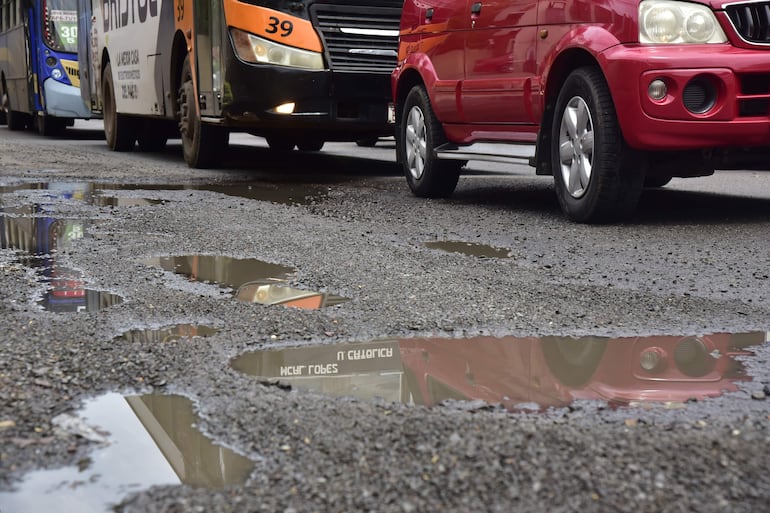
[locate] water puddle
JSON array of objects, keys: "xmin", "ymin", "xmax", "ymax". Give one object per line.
[
  {"xmin": 115, "ymin": 324, "xmax": 219, "ymax": 343},
  {"xmin": 232, "ymin": 331, "xmax": 768, "ymax": 411},
  {"xmin": 235, "ymin": 280, "xmax": 349, "ymax": 309},
  {"xmin": 144, "ymin": 255, "xmax": 348, "ymax": 309},
  {"xmin": 95, "ymin": 196, "xmax": 166, "ymax": 207},
  {"xmin": 1, "ymin": 205, "xmax": 123, "ymax": 312},
  {"xmin": 424, "ymin": 240, "xmax": 512, "ymax": 258},
  {"xmin": 0, "ymin": 393, "xmax": 253, "ymax": 513},
  {"xmin": 1, "ymin": 181, "xmax": 326, "ymax": 206}
]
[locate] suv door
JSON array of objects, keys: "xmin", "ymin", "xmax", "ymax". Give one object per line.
[
  {"xmin": 461, "ymin": 0, "xmax": 539, "ymax": 124},
  {"xmin": 417, "ymin": 0, "xmax": 472, "ymax": 123}
]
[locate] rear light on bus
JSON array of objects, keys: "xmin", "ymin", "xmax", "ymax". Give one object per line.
[{"xmin": 230, "ymin": 28, "xmax": 324, "ymax": 70}]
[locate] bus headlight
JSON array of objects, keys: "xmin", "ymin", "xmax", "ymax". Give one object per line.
[
  {"xmin": 639, "ymin": 0, "xmax": 726, "ymax": 44},
  {"xmin": 230, "ymin": 28, "xmax": 324, "ymax": 70}
]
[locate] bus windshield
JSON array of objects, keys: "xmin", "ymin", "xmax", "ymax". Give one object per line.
[{"xmin": 42, "ymin": 0, "xmax": 78, "ymax": 53}]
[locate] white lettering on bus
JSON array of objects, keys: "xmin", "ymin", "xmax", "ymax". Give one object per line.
[
  {"xmin": 346, "ymin": 347, "xmax": 393, "ymax": 361},
  {"xmin": 102, "ymin": 0, "xmax": 159, "ymax": 32},
  {"xmin": 116, "ymin": 49, "xmax": 139, "ymax": 67}
]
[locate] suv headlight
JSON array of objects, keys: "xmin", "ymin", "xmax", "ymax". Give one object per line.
[
  {"xmin": 639, "ymin": 0, "xmax": 727, "ymax": 44},
  {"xmin": 230, "ymin": 27, "xmax": 325, "ymax": 70}
]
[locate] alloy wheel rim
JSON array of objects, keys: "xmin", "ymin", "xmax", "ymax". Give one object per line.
[
  {"xmin": 558, "ymin": 96, "xmax": 594, "ymax": 199},
  {"xmin": 405, "ymin": 105, "xmax": 427, "ymax": 180}
]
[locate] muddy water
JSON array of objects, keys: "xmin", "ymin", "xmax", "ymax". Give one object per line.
[
  {"xmin": 232, "ymin": 331, "xmax": 769, "ymax": 411},
  {"xmin": 144, "ymin": 255, "xmax": 348, "ymax": 309},
  {"xmin": 0, "ymin": 393, "xmax": 254, "ymax": 513},
  {"xmin": 115, "ymin": 324, "xmax": 219, "ymax": 343},
  {"xmin": 424, "ymin": 240, "xmax": 513, "ymax": 258}
]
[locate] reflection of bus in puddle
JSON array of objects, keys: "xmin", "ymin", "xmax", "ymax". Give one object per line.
[
  {"xmin": 0, "ymin": 183, "xmax": 122, "ymax": 312},
  {"xmin": 236, "ymin": 280, "xmax": 349, "ymax": 309},
  {"xmin": 232, "ymin": 332, "xmax": 767, "ymax": 410},
  {"xmin": 0, "ymin": 392, "xmax": 253, "ymax": 511}
]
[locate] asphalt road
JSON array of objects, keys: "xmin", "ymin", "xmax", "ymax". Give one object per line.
[{"xmin": 1, "ymin": 121, "xmax": 769, "ymax": 513}]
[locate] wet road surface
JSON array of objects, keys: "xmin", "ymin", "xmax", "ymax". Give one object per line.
[{"xmin": 1, "ymin": 122, "xmax": 769, "ymax": 512}]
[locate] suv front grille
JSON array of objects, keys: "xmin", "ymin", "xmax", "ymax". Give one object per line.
[
  {"xmin": 726, "ymin": 2, "xmax": 770, "ymax": 43},
  {"xmin": 310, "ymin": 3, "xmax": 402, "ymax": 73}
]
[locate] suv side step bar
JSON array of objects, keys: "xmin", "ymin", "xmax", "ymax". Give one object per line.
[{"xmin": 435, "ymin": 142, "xmax": 536, "ymax": 164}]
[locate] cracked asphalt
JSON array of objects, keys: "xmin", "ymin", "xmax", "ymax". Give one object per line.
[{"xmin": 1, "ymin": 122, "xmax": 769, "ymax": 513}]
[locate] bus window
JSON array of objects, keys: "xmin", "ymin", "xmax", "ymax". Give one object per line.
[
  {"xmin": 0, "ymin": 0, "xmax": 92, "ymax": 133},
  {"xmin": 42, "ymin": 0, "xmax": 78, "ymax": 53}
]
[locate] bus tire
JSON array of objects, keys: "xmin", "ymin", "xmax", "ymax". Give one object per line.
[
  {"xmin": 7, "ymin": 109, "xmax": 27, "ymax": 131},
  {"xmin": 4, "ymin": 92, "xmax": 27, "ymax": 131},
  {"xmin": 102, "ymin": 62, "xmax": 136, "ymax": 151},
  {"xmin": 550, "ymin": 66, "xmax": 645, "ymax": 223},
  {"xmin": 178, "ymin": 55, "xmax": 228, "ymax": 168},
  {"xmin": 0, "ymin": 91, "xmax": 6, "ymax": 125}
]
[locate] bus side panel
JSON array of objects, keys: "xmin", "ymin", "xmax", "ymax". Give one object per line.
[
  {"xmin": 91, "ymin": 0, "xmax": 172, "ymax": 116},
  {"xmin": 0, "ymin": 26, "xmax": 32, "ymax": 114}
]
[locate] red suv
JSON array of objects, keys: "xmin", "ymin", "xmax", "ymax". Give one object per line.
[{"xmin": 392, "ymin": 0, "xmax": 770, "ymax": 223}]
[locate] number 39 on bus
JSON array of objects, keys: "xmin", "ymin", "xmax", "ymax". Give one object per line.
[{"xmin": 75, "ymin": 0, "xmax": 403, "ymax": 168}]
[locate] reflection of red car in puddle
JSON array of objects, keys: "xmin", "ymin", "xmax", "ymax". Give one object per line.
[
  {"xmin": 399, "ymin": 332, "xmax": 765, "ymax": 410},
  {"xmin": 233, "ymin": 332, "xmax": 766, "ymax": 411}
]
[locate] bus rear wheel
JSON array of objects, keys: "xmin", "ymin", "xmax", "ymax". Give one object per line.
[
  {"xmin": 178, "ymin": 55, "xmax": 228, "ymax": 168},
  {"xmin": 0, "ymin": 91, "xmax": 7, "ymax": 125},
  {"xmin": 4, "ymin": 92, "xmax": 27, "ymax": 131},
  {"xmin": 103, "ymin": 62, "xmax": 137, "ymax": 151}
]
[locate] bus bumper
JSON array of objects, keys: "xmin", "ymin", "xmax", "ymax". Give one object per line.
[
  {"xmin": 221, "ymin": 59, "xmax": 394, "ymax": 140},
  {"xmin": 43, "ymin": 79, "xmax": 92, "ymax": 119}
]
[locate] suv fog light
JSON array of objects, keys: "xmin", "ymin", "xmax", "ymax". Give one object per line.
[
  {"xmin": 683, "ymin": 78, "xmax": 716, "ymax": 114},
  {"xmin": 640, "ymin": 348, "xmax": 666, "ymax": 372},
  {"xmin": 648, "ymin": 79, "xmax": 667, "ymax": 100}
]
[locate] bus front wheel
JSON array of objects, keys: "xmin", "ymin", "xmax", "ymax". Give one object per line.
[
  {"xmin": 103, "ymin": 62, "xmax": 136, "ymax": 151},
  {"xmin": 178, "ymin": 55, "xmax": 228, "ymax": 168}
]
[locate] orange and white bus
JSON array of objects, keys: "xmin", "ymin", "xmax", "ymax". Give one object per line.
[{"xmin": 76, "ymin": 0, "xmax": 401, "ymax": 167}]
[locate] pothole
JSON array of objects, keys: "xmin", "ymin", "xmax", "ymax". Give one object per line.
[
  {"xmin": 1, "ymin": 209, "xmax": 123, "ymax": 312},
  {"xmin": 0, "ymin": 393, "xmax": 254, "ymax": 512},
  {"xmin": 232, "ymin": 331, "xmax": 768, "ymax": 411},
  {"xmin": 144, "ymin": 255, "xmax": 348, "ymax": 308},
  {"xmin": 114, "ymin": 324, "xmax": 219, "ymax": 343},
  {"xmin": 424, "ymin": 240, "xmax": 512, "ymax": 258}
]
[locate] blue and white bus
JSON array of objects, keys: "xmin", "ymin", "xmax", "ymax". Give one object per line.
[{"xmin": 0, "ymin": 0, "xmax": 92, "ymax": 135}]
